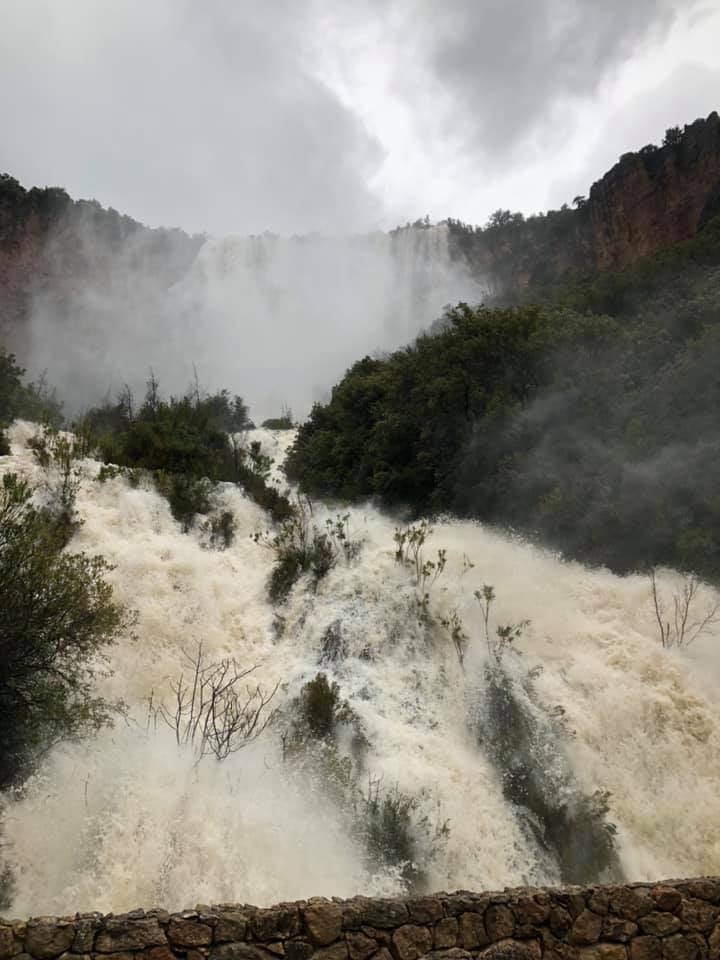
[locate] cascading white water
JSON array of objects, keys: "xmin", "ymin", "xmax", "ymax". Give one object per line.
[
  {"xmin": 1, "ymin": 421, "xmax": 719, "ymax": 916},
  {"xmin": 24, "ymin": 226, "xmax": 486, "ymax": 420}
]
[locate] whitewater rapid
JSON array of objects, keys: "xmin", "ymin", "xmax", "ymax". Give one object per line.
[{"xmin": 1, "ymin": 421, "xmax": 719, "ymax": 914}]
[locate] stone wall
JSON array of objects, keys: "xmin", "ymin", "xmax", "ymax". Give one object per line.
[{"xmin": 2, "ymin": 878, "xmax": 719, "ymax": 960}]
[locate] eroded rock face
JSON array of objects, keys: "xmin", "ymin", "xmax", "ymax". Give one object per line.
[
  {"xmin": 588, "ymin": 112, "xmax": 720, "ymax": 270},
  {"xmin": 1, "ymin": 878, "xmax": 719, "ymax": 960}
]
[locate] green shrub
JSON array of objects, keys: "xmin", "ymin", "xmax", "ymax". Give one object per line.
[
  {"xmin": 0, "ymin": 473, "xmax": 127, "ymax": 789},
  {"xmin": 205, "ymin": 509, "xmax": 236, "ymax": 550},
  {"xmin": 0, "ymin": 430, "xmax": 9, "ymax": 456},
  {"xmin": 154, "ymin": 471, "xmax": 212, "ymax": 531}
]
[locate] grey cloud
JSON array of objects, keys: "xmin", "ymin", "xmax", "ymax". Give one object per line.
[
  {"xmin": 377, "ymin": 0, "xmax": 700, "ymax": 159},
  {"xmin": 0, "ymin": 0, "xmax": 383, "ymax": 235}
]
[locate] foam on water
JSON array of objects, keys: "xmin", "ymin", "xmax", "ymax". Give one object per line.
[{"xmin": 1, "ymin": 422, "xmax": 719, "ymax": 914}]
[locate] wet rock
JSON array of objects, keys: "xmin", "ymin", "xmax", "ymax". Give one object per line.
[
  {"xmin": 312, "ymin": 943, "xmax": 348, "ymax": 960},
  {"xmin": 95, "ymin": 919, "xmax": 166, "ymax": 953},
  {"xmin": 568, "ymin": 911, "xmax": 602, "ymax": 946},
  {"xmin": 391, "ymin": 924, "xmax": 432, "ymax": 960},
  {"xmin": 550, "ymin": 908, "xmax": 573, "ymax": 938},
  {"xmin": 579, "ymin": 945, "xmax": 627, "ymax": 960},
  {"xmin": 630, "ymin": 939, "xmax": 662, "ymax": 960},
  {"xmin": 345, "ymin": 932, "xmax": 377, "ymax": 960},
  {"xmin": 459, "ymin": 913, "xmax": 488, "ymax": 950},
  {"xmin": 663, "ymin": 936, "xmax": 701, "ymax": 960},
  {"xmin": 709, "ymin": 926, "xmax": 720, "ymax": 960},
  {"xmin": 25, "ymin": 922, "xmax": 75, "ymax": 959},
  {"xmin": 602, "ymin": 919, "xmax": 638, "ymax": 942},
  {"xmin": 167, "ymin": 919, "xmax": 213, "ymax": 948},
  {"xmin": 680, "ymin": 900, "xmax": 718, "ymax": 934},
  {"xmin": 356, "ymin": 903, "xmax": 408, "ymax": 931},
  {"xmin": 144, "ymin": 948, "xmax": 176, "ymax": 960},
  {"xmin": 652, "ymin": 890, "xmax": 682, "ymax": 914},
  {"xmin": 639, "ymin": 915, "xmax": 682, "ymax": 938},
  {"xmin": 512, "ymin": 899, "xmax": 549, "ymax": 926},
  {"xmin": 406, "ymin": 900, "xmax": 443, "ymax": 926},
  {"xmin": 426, "ymin": 951, "xmax": 472, "ymax": 960},
  {"xmin": 71, "ymin": 919, "xmax": 100, "ymax": 955},
  {"xmin": 680, "ymin": 883, "xmax": 720, "ymax": 905},
  {"xmin": 284, "ymin": 941, "xmax": 314, "ymax": 960},
  {"xmin": 215, "ymin": 914, "xmax": 249, "ymax": 943},
  {"xmin": 478, "ymin": 938, "xmax": 541, "ymax": 960},
  {"xmin": 588, "ymin": 893, "xmax": 610, "ymax": 917},
  {"xmin": 304, "ymin": 902, "xmax": 343, "ymax": 946},
  {"xmin": 254, "ymin": 907, "xmax": 300, "ymax": 942},
  {"xmin": 486, "ymin": 906, "xmax": 515, "ymax": 942},
  {"xmin": 0, "ymin": 927, "xmax": 20, "ymax": 960},
  {"xmin": 433, "ymin": 919, "xmax": 458, "ymax": 950},
  {"xmin": 609, "ymin": 891, "xmax": 654, "ymax": 922}
]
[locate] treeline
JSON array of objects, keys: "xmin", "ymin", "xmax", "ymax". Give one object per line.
[{"xmin": 286, "ymin": 213, "xmax": 720, "ymax": 582}]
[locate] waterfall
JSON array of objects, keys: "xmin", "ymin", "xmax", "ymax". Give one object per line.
[
  {"xmin": 1, "ymin": 422, "xmax": 719, "ymax": 915},
  {"xmin": 23, "ymin": 226, "xmax": 486, "ymax": 419}
]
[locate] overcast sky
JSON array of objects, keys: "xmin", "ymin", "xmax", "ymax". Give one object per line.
[{"xmin": 1, "ymin": 0, "xmax": 719, "ymax": 237}]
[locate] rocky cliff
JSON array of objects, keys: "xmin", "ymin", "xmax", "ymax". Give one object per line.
[
  {"xmin": 0, "ymin": 175, "xmax": 202, "ymax": 348},
  {"xmin": 2, "ymin": 878, "xmax": 719, "ymax": 960},
  {"xmin": 589, "ymin": 112, "xmax": 720, "ymax": 270}
]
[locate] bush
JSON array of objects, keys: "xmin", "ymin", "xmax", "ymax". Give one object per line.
[
  {"xmin": 0, "ymin": 473, "xmax": 127, "ymax": 789},
  {"xmin": 0, "ymin": 350, "xmax": 63, "ymax": 429},
  {"xmin": 84, "ymin": 377, "xmax": 292, "ymax": 527}
]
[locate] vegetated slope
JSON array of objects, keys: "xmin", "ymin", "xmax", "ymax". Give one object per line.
[{"xmin": 286, "ymin": 213, "xmax": 720, "ymax": 582}]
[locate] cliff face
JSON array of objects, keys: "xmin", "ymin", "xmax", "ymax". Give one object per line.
[
  {"xmin": 0, "ymin": 175, "xmax": 203, "ymax": 348},
  {"xmin": 589, "ymin": 112, "xmax": 720, "ymax": 270}
]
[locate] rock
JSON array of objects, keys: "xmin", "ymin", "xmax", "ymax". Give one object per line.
[
  {"xmin": 680, "ymin": 883, "xmax": 720, "ymax": 905},
  {"xmin": 639, "ymin": 915, "xmax": 682, "ymax": 937},
  {"xmin": 588, "ymin": 894, "xmax": 610, "ymax": 917},
  {"xmin": 391, "ymin": 924, "xmax": 432, "ymax": 960},
  {"xmin": 630, "ymin": 939, "xmax": 662, "ymax": 960},
  {"xmin": 478, "ymin": 938, "xmax": 541, "ymax": 960},
  {"xmin": 652, "ymin": 890, "xmax": 682, "ymax": 914},
  {"xmin": 709, "ymin": 926, "xmax": 720, "ymax": 960},
  {"xmin": 426, "ymin": 951, "xmax": 472, "ymax": 960},
  {"xmin": 602, "ymin": 919, "xmax": 638, "ymax": 942},
  {"xmin": 144, "ymin": 948, "xmax": 176, "ymax": 960},
  {"xmin": 167, "ymin": 919, "xmax": 213, "ymax": 948},
  {"xmin": 0, "ymin": 927, "xmax": 20, "ymax": 960},
  {"xmin": 442, "ymin": 896, "xmax": 488, "ymax": 918},
  {"xmin": 512, "ymin": 899, "xmax": 549, "ymax": 926},
  {"xmin": 557, "ymin": 896, "xmax": 588, "ymax": 921},
  {"xmin": 486, "ymin": 906, "xmax": 515, "ymax": 942},
  {"xmin": 433, "ymin": 919, "xmax": 458, "ymax": 950},
  {"xmin": 541, "ymin": 931, "xmax": 579, "ymax": 960},
  {"xmin": 459, "ymin": 913, "xmax": 488, "ymax": 950},
  {"xmin": 356, "ymin": 903, "xmax": 408, "ymax": 931},
  {"xmin": 254, "ymin": 907, "xmax": 300, "ymax": 942},
  {"xmin": 680, "ymin": 900, "xmax": 718, "ymax": 934},
  {"xmin": 210, "ymin": 945, "xmax": 269, "ymax": 960},
  {"xmin": 71, "ymin": 919, "xmax": 100, "ymax": 955},
  {"xmin": 579, "ymin": 945, "xmax": 627, "ymax": 960},
  {"xmin": 284, "ymin": 941, "xmax": 314, "ymax": 960},
  {"xmin": 304, "ymin": 902, "xmax": 343, "ymax": 947},
  {"xmin": 346, "ymin": 933, "xmax": 377, "ymax": 960},
  {"xmin": 95, "ymin": 919, "xmax": 166, "ymax": 953},
  {"xmin": 313, "ymin": 943, "xmax": 348, "ymax": 960},
  {"xmin": 215, "ymin": 913, "xmax": 249, "ymax": 943},
  {"xmin": 25, "ymin": 922, "xmax": 76, "ymax": 959},
  {"xmin": 407, "ymin": 901, "xmax": 443, "ymax": 926},
  {"xmin": 550, "ymin": 909, "xmax": 573, "ymax": 938},
  {"xmin": 663, "ymin": 936, "xmax": 700, "ymax": 960},
  {"xmin": 568, "ymin": 911, "xmax": 603, "ymax": 946},
  {"xmin": 609, "ymin": 891, "xmax": 654, "ymax": 922}
]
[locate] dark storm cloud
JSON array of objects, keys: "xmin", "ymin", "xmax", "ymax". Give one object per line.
[
  {"xmin": 0, "ymin": 0, "xmax": 383, "ymax": 235},
  {"xmin": 381, "ymin": 0, "xmax": 701, "ymax": 156}
]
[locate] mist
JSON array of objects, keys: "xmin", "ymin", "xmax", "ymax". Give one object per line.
[{"xmin": 19, "ymin": 218, "xmax": 487, "ymax": 421}]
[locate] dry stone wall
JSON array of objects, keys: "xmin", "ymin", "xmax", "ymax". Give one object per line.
[{"xmin": 2, "ymin": 879, "xmax": 719, "ymax": 960}]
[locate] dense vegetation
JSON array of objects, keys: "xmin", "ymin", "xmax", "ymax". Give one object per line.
[
  {"xmin": 84, "ymin": 378, "xmax": 292, "ymax": 527},
  {"xmin": 0, "ymin": 471, "xmax": 126, "ymax": 792},
  {"xmin": 0, "ymin": 350, "xmax": 63, "ymax": 449},
  {"xmin": 286, "ymin": 213, "xmax": 720, "ymax": 582}
]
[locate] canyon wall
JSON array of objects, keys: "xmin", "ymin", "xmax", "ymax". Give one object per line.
[
  {"xmin": 588, "ymin": 112, "xmax": 720, "ymax": 269},
  {"xmin": 2, "ymin": 878, "xmax": 719, "ymax": 960}
]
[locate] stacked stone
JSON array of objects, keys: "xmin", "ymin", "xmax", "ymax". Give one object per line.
[{"xmin": 1, "ymin": 879, "xmax": 719, "ymax": 960}]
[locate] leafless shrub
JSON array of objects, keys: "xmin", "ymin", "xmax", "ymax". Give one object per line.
[
  {"xmin": 649, "ymin": 567, "xmax": 720, "ymax": 649},
  {"xmin": 156, "ymin": 643, "xmax": 278, "ymax": 761}
]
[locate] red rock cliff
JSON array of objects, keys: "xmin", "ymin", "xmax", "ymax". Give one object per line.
[{"xmin": 588, "ymin": 111, "xmax": 720, "ymax": 270}]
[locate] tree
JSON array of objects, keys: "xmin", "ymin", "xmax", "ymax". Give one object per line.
[
  {"xmin": 663, "ymin": 126, "xmax": 683, "ymax": 147},
  {"xmin": 0, "ymin": 473, "xmax": 127, "ymax": 788}
]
